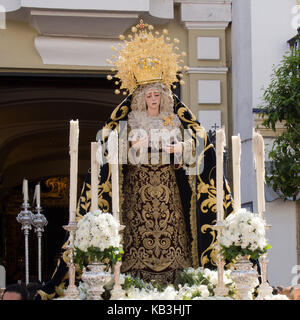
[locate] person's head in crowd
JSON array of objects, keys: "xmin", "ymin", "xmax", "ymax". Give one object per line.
[
  {"xmin": 2, "ymin": 283, "xmax": 29, "ymax": 300},
  {"xmin": 26, "ymin": 281, "xmax": 43, "ymax": 300}
]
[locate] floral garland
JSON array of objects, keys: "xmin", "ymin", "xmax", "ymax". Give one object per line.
[
  {"xmin": 78, "ymin": 267, "xmax": 235, "ymax": 300},
  {"xmin": 77, "ymin": 267, "xmax": 288, "ymax": 300},
  {"xmin": 73, "ymin": 208, "xmax": 287, "ymax": 300}
]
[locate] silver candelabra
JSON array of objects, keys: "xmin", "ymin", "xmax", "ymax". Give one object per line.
[
  {"xmin": 62, "ymin": 221, "xmax": 80, "ymax": 299},
  {"xmin": 16, "ymin": 201, "xmax": 34, "ymax": 286},
  {"xmin": 256, "ymin": 223, "xmax": 273, "ymax": 299},
  {"xmin": 213, "ymin": 221, "xmax": 229, "ymax": 297},
  {"xmin": 32, "ymin": 205, "xmax": 48, "ymax": 283}
]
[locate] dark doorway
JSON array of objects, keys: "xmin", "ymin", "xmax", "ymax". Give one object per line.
[{"xmin": 0, "ymin": 72, "xmax": 121, "ymax": 284}]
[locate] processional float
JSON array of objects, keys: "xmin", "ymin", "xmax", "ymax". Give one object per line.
[{"xmin": 60, "ymin": 113, "xmax": 272, "ymax": 300}]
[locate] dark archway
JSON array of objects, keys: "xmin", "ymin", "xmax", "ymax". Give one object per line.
[{"xmin": 0, "ymin": 72, "xmax": 122, "ymax": 284}]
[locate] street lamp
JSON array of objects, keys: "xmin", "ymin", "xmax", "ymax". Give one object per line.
[{"xmin": 287, "ymin": 27, "xmax": 300, "ymax": 50}]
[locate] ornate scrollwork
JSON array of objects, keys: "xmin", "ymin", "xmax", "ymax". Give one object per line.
[
  {"xmin": 44, "ymin": 177, "xmax": 68, "ymax": 199},
  {"xmin": 121, "ymin": 163, "xmax": 191, "ymax": 283},
  {"xmin": 200, "ymin": 222, "xmax": 217, "ymax": 267}
]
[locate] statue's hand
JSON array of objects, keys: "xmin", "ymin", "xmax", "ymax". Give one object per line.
[
  {"xmin": 163, "ymin": 141, "xmax": 183, "ymax": 154},
  {"xmin": 131, "ymin": 137, "xmax": 149, "ymax": 150}
]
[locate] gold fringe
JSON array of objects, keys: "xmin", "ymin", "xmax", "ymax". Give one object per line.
[
  {"xmin": 36, "ymin": 289, "xmax": 55, "ymax": 300},
  {"xmin": 188, "ymin": 174, "xmax": 198, "ymax": 268},
  {"xmin": 119, "ymin": 164, "xmax": 125, "ymax": 226}
]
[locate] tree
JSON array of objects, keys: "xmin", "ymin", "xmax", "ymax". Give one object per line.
[{"xmin": 258, "ymin": 46, "xmax": 300, "ymax": 200}]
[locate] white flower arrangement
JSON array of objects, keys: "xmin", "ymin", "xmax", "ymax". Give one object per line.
[
  {"xmin": 122, "ymin": 285, "xmax": 180, "ymax": 300},
  {"xmin": 218, "ymin": 208, "xmax": 271, "ymax": 262},
  {"xmin": 177, "ymin": 267, "xmax": 236, "ymax": 299},
  {"xmin": 76, "ymin": 267, "xmax": 285, "ymax": 300},
  {"xmin": 74, "ymin": 210, "xmax": 123, "ymax": 268},
  {"xmin": 262, "ymin": 294, "xmax": 289, "ymax": 300},
  {"xmin": 119, "ymin": 267, "xmax": 236, "ymax": 300}
]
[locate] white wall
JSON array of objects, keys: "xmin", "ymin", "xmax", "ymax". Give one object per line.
[
  {"xmin": 231, "ymin": 0, "xmax": 257, "ymax": 211},
  {"xmin": 251, "ymin": 0, "xmax": 297, "ymax": 108},
  {"xmin": 265, "ymin": 200, "xmax": 298, "ymax": 287},
  {"xmin": 251, "ymin": 0, "xmax": 298, "ymax": 287}
]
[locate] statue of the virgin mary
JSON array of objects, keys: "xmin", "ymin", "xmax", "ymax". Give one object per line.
[{"xmin": 36, "ymin": 20, "xmax": 233, "ymax": 299}]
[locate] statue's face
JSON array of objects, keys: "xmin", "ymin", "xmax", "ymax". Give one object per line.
[{"xmin": 145, "ymin": 88, "xmax": 161, "ymax": 113}]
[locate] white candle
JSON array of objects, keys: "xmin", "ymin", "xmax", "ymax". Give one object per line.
[
  {"xmin": 232, "ymin": 134, "xmax": 241, "ymax": 211},
  {"xmin": 216, "ymin": 128, "xmax": 226, "ymax": 222},
  {"xmin": 91, "ymin": 142, "xmax": 99, "ymax": 213},
  {"xmin": 23, "ymin": 178, "xmax": 28, "ymax": 204},
  {"xmin": 34, "ymin": 183, "xmax": 41, "ymax": 207},
  {"xmin": 108, "ymin": 130, "xmax": 119, "ymax": 221},
  {"xmin": 252, "ymin": 130, "xmax": 265, "ymax": 218},
  {"xmin": 69, "ymin": 120, "xmax": 79, "ymax": 223}
]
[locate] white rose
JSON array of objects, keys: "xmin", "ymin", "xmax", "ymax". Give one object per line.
[
  {"xmin": 240, "ymin": 223, "xmax": 254, "ymax": 234},
  {"xmin": 198, "ymin": 285, "xmax": 210, "ymax": 298}
]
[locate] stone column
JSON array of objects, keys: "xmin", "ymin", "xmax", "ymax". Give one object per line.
[
  {"xmin": 180, "ymin": 1, "xmax": 232, "ymax": 161},
  {"xmin": 231, "ymin": 0, "xmax": 257, "ymax": 211}
]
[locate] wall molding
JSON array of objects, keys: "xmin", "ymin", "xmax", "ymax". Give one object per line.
[
  {"xmin": 183, "ymin": 21, "xmax": 230, "ymax": 30},
  {"xmin": 187, "ymin": 66, "xmax": 228, "ymax": 74}
]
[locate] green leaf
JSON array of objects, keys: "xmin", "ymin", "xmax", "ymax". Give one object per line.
[
  {"xmin": 257, "ymin": 46, "xmax": 300, "ymax": 200},
  {"xmin": 74, "ymin": 245, "xmax": 124, "ymax": 270}
]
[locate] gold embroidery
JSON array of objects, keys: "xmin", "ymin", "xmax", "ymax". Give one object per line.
[
  {"xmin": 121, "ymin": 162, "xmax": 192, "ymax": 284},
  {"xmin": 176, "ymin": 106, "xmax": 206, "ymax": 140},
  {"xmin": 200, "ymin": 222, "xmax": 217, "ymax": 267},
  {"xmin": 161, "ymin": 114, "xmax": 175, "ymax": 127},
  {"xmin": 188, "ymin": 174, "xmax": 199, "ymax": 268},
  {"xmin": 37, "ymin": 289, "xmax": 56, "ymax": 300},
  {"xmin": 54, "ymin": 273, "xmax": 68, "ymax": 297},
  {"xmin": 73, "ymin": 100, "xmax": 233, "ymax": 279},
  {"xmin": 197, "ymin": 166, "xmax": 232, "ymax": 218},
  {"xmin": 110, "ymin": 104, "xmax": 129, "ymax": 122},
  {"xmin": 177, "ymin": 106, "xmax": 197, "ymax": 122},
  {"xmin": 119, "ymin": 163, "xmax": 125, "ymax": 242}
]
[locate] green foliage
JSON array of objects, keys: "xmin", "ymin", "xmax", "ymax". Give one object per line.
[
  {"xmin": 220, "ymin": 244, "xmax": 271, "ymax": 263},
  {"xmin": 258, "ymin": 46, "xmax": 300, "ymax": 200},
  {"xmin": 74, "ymin": 245, "xmax": 124, "ymax": 270},
  {"xmin": 122, "ymin": 275, "xmax": 149, "ymax": 291},
  {"xmin": 175, "ymin": 269, "xmax": 215, "ymax": 295},
  {"xmin": 122, "ymin": 275, "xmax": 164, "ymax": 292}
]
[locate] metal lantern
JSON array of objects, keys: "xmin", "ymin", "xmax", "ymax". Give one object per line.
[{"xmin": 287, "ymin": 27, "xmax": 300, "ymax": 50}]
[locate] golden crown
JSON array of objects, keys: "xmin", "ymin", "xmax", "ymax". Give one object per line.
[{"xmin": 106, "ymin": 19, "xmax": 188, "ymax": 95}]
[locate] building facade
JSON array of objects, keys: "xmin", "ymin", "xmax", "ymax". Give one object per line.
[{"xmin": 0, "ymin": 0, "xmax": 298, "ymax": 287}]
